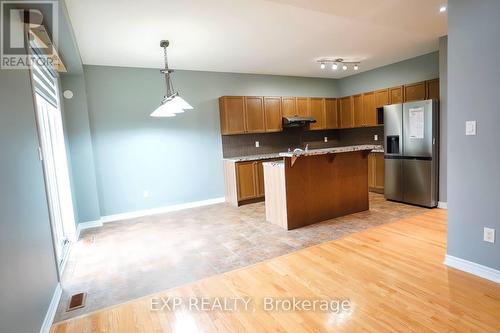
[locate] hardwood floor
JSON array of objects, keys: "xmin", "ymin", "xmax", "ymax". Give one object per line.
[{"xmin": 51, "ymin": 209, "xmax": 500, "ymax": 332}]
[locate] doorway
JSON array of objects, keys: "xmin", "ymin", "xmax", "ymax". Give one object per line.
[{"xmin": 30, "ymin": 52, "xmax": 76, "ymax": 272}]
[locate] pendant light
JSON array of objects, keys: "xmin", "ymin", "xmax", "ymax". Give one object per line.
[{"xmin": 151, "ymin": 40, "xmax": 193, "ymax": 117}]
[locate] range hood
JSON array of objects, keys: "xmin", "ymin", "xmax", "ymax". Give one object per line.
[{"xmin": 282, "ymin": 116, "xmax": 317, "ymax": 128}]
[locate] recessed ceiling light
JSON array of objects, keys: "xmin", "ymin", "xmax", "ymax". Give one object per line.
[{"xmin": 439, "ymin": 5, "xmax": 447, "ymax": 12}]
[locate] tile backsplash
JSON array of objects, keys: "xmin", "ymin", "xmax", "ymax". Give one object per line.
[{"xmin": 222, "ymin": 126, "xmax": 384, "ymax": 157}]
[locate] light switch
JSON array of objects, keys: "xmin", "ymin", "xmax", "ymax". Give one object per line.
[{"xmin": 465, "ymin": 121, "xmax": 476, "ymax": 136}]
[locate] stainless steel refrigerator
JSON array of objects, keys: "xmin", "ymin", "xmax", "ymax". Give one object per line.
[{"xmin": 383, "ymin": 99, "xmax": 438, "ymax": 207}]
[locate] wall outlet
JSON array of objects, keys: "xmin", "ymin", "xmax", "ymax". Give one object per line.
[
  {"xmin": 255, "ymin": 141, "xmax": 260, "ymax": 148},
  {"xmin": 465, "ymin": 120, "xmax": 477, "ymax": 136},
  {"xmin": 374, "ymin": 134, "xmax": 378, "ymax": 141},
  {"xmin": 324, "ymin": 137, "xmax": 328, "ymax": 143},
  {"xmin": 143, "ymin": 190, "xmax": 150, "ymax": 199},
  {"xmin": 484, "ymin": 227, "xmax": 495, "ymax": 243}
]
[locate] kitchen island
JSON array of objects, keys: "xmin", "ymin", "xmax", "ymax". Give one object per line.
[{"xmin": 263, "ymin": 145, "xmax": 379, "ymax": 230}]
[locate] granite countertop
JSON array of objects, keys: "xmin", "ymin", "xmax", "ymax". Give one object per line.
[
  {"xmin": 223, "ymin": 152, "xmax": 283, "ymax": 162},
  {"xmin": 262, "ymin": 160, "xmax": 284, "ymax": 167},
  {"xmin": 224, "ymin": 145, "xmax": 384, "ymax": 162},
  {"xmin": 279, "ymin": 145, "xmax": 382, "ymax": 158}
]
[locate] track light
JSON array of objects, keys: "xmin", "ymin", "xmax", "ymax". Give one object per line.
[
  {"xmin": 320, "ymin": 63, "xmax": 326, "ymax": 69},
  {"xmin": 354, "ymin": 64, "xmax": 359, "ymax": 70},
  {"xmin": 342, "ymin": 64, "xmax": 348, "ymax": 71},
  {"xmin": 316, "ymin": 58, "xmax": 361, "ymax": 72},
  {"xmin": 332, "ymin": 63, "xmax": 338, "ymax": 70}
]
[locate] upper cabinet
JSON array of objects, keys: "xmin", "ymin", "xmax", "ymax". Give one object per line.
[
  {"xmin": 339, "ymin": 96, "xmax": 353, "ymax": 128},
  {"xmin": 264, "ymin": 97, "xmax": 282, "ymax": 132},
  {"xmin": 219, "ymin": 78, "xmax": 438, "ymax": 135},
  {"xmin": 374, "ymin": 89, "xmax": 389, "ymax": 108},
  {"xmin": 219, "ymin": 96, "xmax": 246, "ymax": 135},
  {"xmin": 325, "ymin": 98, "xmax": 339, "ymax": 129},
  {"xmin": 389, "ymin": 86, "xmax": 404, "ymax": 104},
  {"xmin": 309, "ymin": 98, "xmax": 326, "ymax": 130},
  {"xmin": 426, "ymin": 79, "xmax": 440, "ymax": 100},
  {"xmin": 282, "ymin": 97, "xmax": 297, "ymax": 117},
  {"xmin": 296, "ymin": 97, "xmax": 310, "ymax": 117},
  {"xmin": 362, "ymin": 91, "xmax": 377, "ymax": 126},
  {"xmin": 244, "ymin": 97, "xmax": 265, "ymax": 133},
  {"xmin": 404, "ymin": 81, "xmax": 426, "ymax": 102},
  {"xmin": 352, "ymin": 94, "xmax": 364, "ymax": 127}
]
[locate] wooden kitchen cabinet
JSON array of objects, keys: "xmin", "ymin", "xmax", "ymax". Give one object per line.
[
  {"xmin": 282, "ymin": 97, "xmax": 297, "ymax": 117},
  {"xmin": 374, "ymin": 89, "xmax": 389, "ymax": 108},
  {"xmin": 264, "ymin": 97, "xmax": 282, "ymax": 132},
  {"xmin": 362, "ymin": 91, "xmax": 377, "ymax": 126},
  {"xmin": 296, "ymin": 97, "xmax": 310, "ymax": 117},
  {"xmin": 219, "ymin": 96, "xmax": 246, "ymax": 135},
  {"xmin": 404, "ymin": 82, "xmax": 426, "ymax": 102},
  {"xmin": 224, "ymin": 159, "xmax": 276, "ymax": 206},
  {"xmin": 368, "ymin": 152, "xmax": 384, "ymax": 193},
  {"xmin": 244, "ymin": 97, "xmax": 265, "ymax": 133},
  {"xmin": 353, "ymin": 94, "xmax": 364, "ymax": 127},
  {"xmin": 325, "ymin": 98, "xmax": 339, "ymax": 129},
  {"xmin": 309, "ymin": 98, "xmax": 326, "ymax": 130},
  {"xmin": 426, "ymin": 79, "xmax": 440, "ymax": 100},
  {"xmin": 389, "ymin": 86, "xmax": 404, "ymax": 104},
  {"xmin": 339, "ymin": 96, "xmax": 354, "ymax": 128}
]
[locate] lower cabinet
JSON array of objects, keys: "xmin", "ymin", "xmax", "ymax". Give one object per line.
[
  {"xmin": 368, "ymin": 152, "xmax": 384, "ymax": 193},
  {"xmin": 224, "ymin": 159, "xmax": 275, "ymax": 206}
]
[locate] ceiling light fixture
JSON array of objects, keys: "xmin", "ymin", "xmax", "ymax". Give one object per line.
[
  {"xmin": 317, "ymin": 58, "xmax": 360, "ymax": 72},
  {"xmin": 439, "ymin": 5, "xmax": 447, "ymax": 12},
  {"xmin": 151, "ymin": 40, "xmax": 193, "ymax": 117}
]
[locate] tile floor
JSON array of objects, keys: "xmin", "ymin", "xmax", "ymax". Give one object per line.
[{"xmin": 54, "ymin": 193, "xmax": 426, "ymax": 321}]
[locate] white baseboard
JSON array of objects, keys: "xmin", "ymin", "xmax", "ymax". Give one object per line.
[
  {"xmin": 40, "ymin": 283, "xmax": 62, "ymax": 333},
  {"xmin": 444, "ymin": 255, "xmax": 500, "ymax": 283},
  {"xmin": 101, "ymin": 197, "xmax": 225, "ymax": 223},
  {"xmin": 75, "ymin": 219, "xmax": 104, "ymax": 240},
  {"xmin": 437, "ymin": 201, "xmax": 448, "ymax": 209}
]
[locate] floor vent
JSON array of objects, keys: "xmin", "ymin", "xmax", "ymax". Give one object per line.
[{"xmin": 67, "ymin": 292, "xmax": 86, "ymax": 311}]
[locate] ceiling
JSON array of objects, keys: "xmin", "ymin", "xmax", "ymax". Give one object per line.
[{"xmin": 64, "ymin": 0, "xmax": 447, "ymax": 79}]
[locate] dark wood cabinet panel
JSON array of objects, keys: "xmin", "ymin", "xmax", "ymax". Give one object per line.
[
  {"xmin": 340, "ymin": 96, "xmax": 353, "ymax": 128},
  {"xmin": 296, "ymin": 97, "xmax": 310, "ymax": 117},
  {"xmin": 426, "ymin": 79, "xmax": 440, "ymax": 100},
  {"xmin": 353, "ymin": 94, "xmax": 364, "ymax": 127},
  {"xmin": 368, "ymin": 152, "xmax": 384, "ymax": 193},
  {"xmin": 389, "ymin": 86, "xmax": 404, "ymax": 104},
  {"xmin": 219, "ymin": 96, "xmax": 246, "ymax": 135},
  {"xmin": 362, "ymin": 92, "xmax": 377, "ymax": 126},
  {"xmin": 282, "ymin": 97, "xmax": 297, "ymax": 117},
  {"xmin": 404, "ymin": 82, "xmax": 426, "ymax": 102},
  {"xmin": 325, "ymin": 98, "xmax": 338, "ymax": 129},
  {"xmin": 244, "ymin": 97, "xmax": 265, "ymax": 133},
  {"xmin": 264, "ymin": 97, "xmax": 282, "ymax": 132},
  {"xmin": 309, "ymin": 98, "xmax": 325, "ymax": 130},
  {"xmin": 374, "ymin": 89, "xmax": 389, "ymax": 108},
  {"xmin": 255, "ymin": 161, "xmax": 265, "ymax": 197}
]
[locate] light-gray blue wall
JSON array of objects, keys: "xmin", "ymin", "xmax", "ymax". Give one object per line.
[
  {"xmin": 338, "ymin": 52, "xmax": 439, "ymax": 96},
  {"xmin": 439, "ymin": 36, "xmax": 448, "ymax": 203},
  {"xmin": 0, "ymin": 69, "xmax": 59, "ymax": 333},
  {"xmin": 80, "ymin": 66, "xmax": 340, "ymax": 217},
  {"xmin": 447, "ymin": 0, "xmax": 500, "ymax": 270}
]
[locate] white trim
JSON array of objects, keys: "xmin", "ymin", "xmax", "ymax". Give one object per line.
[
  {"xmin": 437, "ymin": 201, "xmax": 448, "ymax": 209},
  {"xmin": 40, "ymin": 283, "xmax": 62, "ymax": 333},
  {"xmin": 444, "ymin": 255, "xmax": 500, "ymax": 283},
  {"xmin": 101, "ymin": 197, "xmax": 226, "ymax": 224},
  {"xmin": 75, "ymin": 219, "xmax": 104, "ymax": 240}
]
